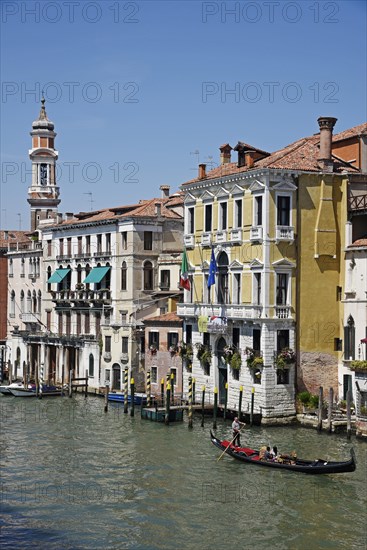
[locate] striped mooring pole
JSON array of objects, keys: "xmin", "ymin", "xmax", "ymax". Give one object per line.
[
  {"xmin": 160, "ymin": 378, "xmax": 165, "ymax": 406},
  {"xmin": 171, "ymin": 372, "xmax": 175, "ymax": 404},
  {"xmin": 130, "ymin": 378, "xmax": 135, "ymax": 417},
  {"xmin": 146, "ymin": 370, "xmax": 151, "ymax": 408},
  {"xmin": 238, "ymin": 385, "xmax": 243, "ymax": 420},
  {"xmin": 39, "ymin": 364, "xmax": 44, "ymax": 400},
  {"xmin": 188, "ymin": 375, "xmax": 193, "ymax": 429},
  {"xmin": 124, "ymin": 367, "xmax": 128, "ymax": 414},
  {"xmin": 165, "ymin": 382, "xmax": 171, "ymax": 425},
  {"xmin": 213, "ymin": 387, "xmax": 218, "ymax": 429}
]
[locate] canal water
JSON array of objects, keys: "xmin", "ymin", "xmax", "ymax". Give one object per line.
[{"xmin": 0, "ymin": 395, "xmax": 366, "ymax": 550}]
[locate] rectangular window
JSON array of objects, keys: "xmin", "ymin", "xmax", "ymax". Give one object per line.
[
  {"xmin": 233, "ymin": 327, "xmax": 240, "ymax": 348},
  {"xmin": 106, "ymin": 233, "xmax": 111, "ymax": 253},
  {"xmin": 95, "ymin": 313, "xmax": 101, "ymax": 337},
  {"xmin": 105, "ymin": 335, "xmax": 111, "ymax": 353},
  {"xmin": 233, "ymin": 273, "xmax": 241, "ymax": 304},
  {"xmin": 58, "ymin": 314, "xmax": 63, "ymax": 335},
  {"xmin": 59, "ymin": 238, "xmax": 64, "ymax": 256},
  {"xmin": 160, "ymin": 270, "xmax": 170, "ymax": 290},
  {"xmin": 334, "ymin": 338, "xmax": 342, "ymax": 352},
  {"xmin": 277, "ymin": 330, "xmax": 289, "ymax": 352},
  {"xmin": 203, "ymin": 333, "xmax": 210, "ymax": 347},
  {"xmin": 85, "ymin": 312, "xmax": 90, "ymax": 334},
  {"xmin": 186, "ymin": 324, "xmax": 192, "ymax": 344},
  {"xmin": 276, "ymin": 274, "xmax": 288, "ymax": 305},
  {"xmin": 151, "ymin": 366, "xmax": 158, "ymax": 384},
  {"xmin": 46, "ymin": 311, "xmax": 51, "ymax": 331},
  {"xmin": 219, "ymin": 202, "xmax": 227, "ymax": 230},
  {"xmin": 255, "ymin": 196, "xmax": 262, "ymax": 226},
  {"xmin": 122, "ymin": 337, "xmax": 129, "ymax": 353},
  {"xmin": 97, "ymin": 234, "xmax": 102, "ymax": 253},
  {"xmin": 121, "ymin": 263, "xmax": 127, "ymax": 291},
  {"xmin": 76, "ymin": 312, "xmax": 81, "ymax": 335},
  {"xmin": 65, "ymin": 313, "xmax": 71, "ymax": 335},
  {"xmin": 203, "ymin": 274, "xmax": 209, "ymax": 303},
  {"xmin": 121, "ymin": 232, "xmax": 127, "ymax": 250},
  {"xmin": 254, "ymin": 273, "xmax": 261, "ymax": 305},
  {"xmin": 235, "ymin": 199, "xmax": 242, "ymax": 228},
  {"xmin": 77, "ymin": 236, "xmax": 82, "ymax": 256},
  {"xmin": 277, "ymin": 196, "xmax": 290, "ymax": 226},
  {"xmin": 168, "ymin": 332, "xmax": 179, "ymax": 349},
  {"xmin": 344, "ymin": 325, "xmax": 355, "ymax": 360},
  {"xmin": 187, "ymin": 207, "xmax": 195, "ymax": 234},
  {"xmin": 66, "ymin": 238, "xmax": 72, "ymax": 257},
  {"xmin": 144, "ymin": 231, "xmax": 153, "ymax": 250},
  {"xmin": 205, "ymin": 204, "xmax": 212, "ymax": 232},
  {"xmin": 336, "ymin": 286, "xmax": 342, "ymax": 301},
  {"xmin": 86, "ymin": 235, "xmax": 91, "ymax": 254},
  {"xmin": 149, "ymin": 331, "xmax": 159, "ymax": 349},
  {"xmin": 47, "ymin": 240, "xmax": 52, "ymax": 257}
]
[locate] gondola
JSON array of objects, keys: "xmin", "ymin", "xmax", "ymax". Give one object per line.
[{"xmin": 210, "ymin": 431, "xmax": 356, "ymax": 475}]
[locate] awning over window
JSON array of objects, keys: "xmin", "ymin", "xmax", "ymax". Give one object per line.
[
  {"xmin": 83, "ymin": 266, "xmax": 110, "ymax": 284},
  {"xmin": 47, "ymin": 268, "xmax": 71, "ymax": 283}
]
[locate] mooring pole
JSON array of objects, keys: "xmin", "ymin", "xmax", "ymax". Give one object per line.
[
  {"xmin": 61, "ymin": 363, "xmax": 65, "ymax": 396},
  {"xmin": 238, "ymin": 385, "xmax": 243, "ymax": 421},
  {"xmin": 192, "ymin": 378, "xmax": 196, "ymax": 405},
  {"xmin": 317, "ymin": 386, "xmax": 323, "ymax": 431},
  {"xmin": 223, "ymin": 382, "xmax": 228, "ymax": 421},
  {"xmin": 213, "ymin": 387, "xmax": 218, "ymax": 429},
  {"xmin": 188, "ymin": 375, "xmax": 193, "ymax": 429},
  {"xmin": 201, "ymin": 385, "xmax": 205, "ymax": 428},
  {"xmin": 130, "ymin": 378, "xmax": 135, "ymax": 417},
  {"xmin": 69, "ymin": 369, "xmax": 73, "ymax": 398},
  {"xmin": 85, "ymin": 369, "xmax": 88, "ymax": 398},
  {"xmin": 35, "ymin": 362, "xmax": 39, "ymax": 397},
  {"xmin": 328, "ymin": 387, "xmax": 333, "ymax": 433},
  {"xmin": 146, "ymin": 370, "xmax": 151, "ymax": 408},
  {"xmin": 171, "ymin": 372, "xmax": 175, "ymax": 405},
  {"xmin": 250, "ymin": 387, "xmax": 255, "ymax": 426},
  {"xmin": 160, "ymin": 378, "xmax": 164, "ymax": 406},
  {"xmin": 124, "ymin": 368, "xmax": 128, "ymax": 414},
  {"xmin": 346, "ymin": 387, "xmax": 352, "ymax": 440},
  {"xmin": 165, "ymin": 382, "xmax": 171, "ymax": 426},
  {"xmin": 104, "ymin": 383, "xmax": 109, "ymax": 413},
  {"xmin": 39, "ymin": 364, "xmax": 43, "ymax": 400}
]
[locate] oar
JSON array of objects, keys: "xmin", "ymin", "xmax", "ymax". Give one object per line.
[{"xmin": 217, "ymin": 423, "xmax": 245, "ymax": 462}]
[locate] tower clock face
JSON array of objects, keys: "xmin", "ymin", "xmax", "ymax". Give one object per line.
[{"xmin": 40, "ymin": 164, "xmax": 47, "ymax": 185}]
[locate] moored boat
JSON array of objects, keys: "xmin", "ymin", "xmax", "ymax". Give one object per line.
[
  {"xmin": 210, "ymin": 431, "xmax": 356, "ymax": 475},
  {"xmin": 8, "ymin": 384, "xmax": 63, "ymax": 397},
  {"xmin": 108, "ymin": 392, "xmax": 147, "ymax": 405},
  {"xmin": 0, "ymin": 382, "xmax": 28, "ymax": 395}
]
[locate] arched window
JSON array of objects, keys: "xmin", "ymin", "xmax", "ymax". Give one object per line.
[
  {"xmin": 27, "ymin": 290, "xmax": 32, "ymax": 312},
  {"xmin": 10, "ymin": 290, "xmax": 15, "ymax": 316},
  {"xmin": 77, "ymin": 264, "xmax": 82, "ymax": 285},
  {"xmin": 121, "ymin": 261, "xmax": 127, "ymax": 291},
  {"xmin": 89, "ymin": 354, "xmax": 94, "ymax": 377},
  {"xmin": 344, "ymin": 315, "xmax": 355, "ymax": 360},
  {"xmin": 9, "ymin": 258, "xmax": 13, "ymax": 277},
  {"xmin": 217, "ymin": 251, "xmax": 229, "ymax": 304},
  {"xmin": 21, "ymin": 257, "xmax": 25, "ymax": 277},
  {"xmin": 37, "ymin": 290, "xmax": 42, "ymax": 313},
  {"xmin": 20, "ymin": 290, "xmax": 25, "ymax": 313},
  {"xmin": 47, "ymin": 266, "xmax": 52, "ymax": 292},
  {"xmin": 143, "ymin": 261, "xmax": 153, "ymax": 290},
  {"xmin": 36, "ymin": 258, "xmax": 40, "ymax": 277},
  {"xmin": 32, "ymin": 290, "xmax": 37, "ymax": 313}
]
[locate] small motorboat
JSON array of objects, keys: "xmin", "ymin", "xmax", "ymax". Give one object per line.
[
  {"xmin": 8, "ymin": 384, "xmax": 63, "ymax": 397},
  {"xmin": 0, "ymin": 382, "xmax": 27, "ymax": 395},
  {"xmin": 210, "ymin": 431, "xmax": 356, "ymax": 475},
  {"xmin": 108, "ymin": 392, "xmax": 147, "ymax": 405}
]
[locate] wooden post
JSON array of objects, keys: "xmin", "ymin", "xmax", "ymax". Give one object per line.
[
  {"xmin": 250, "ymin": 387, "xmax": 255, "ymax": 426},
  {"xmin": 213, "ymin": 387, "xmax": 218, "ymax": 429},
  {"xmin": 160, "ymin": 378, "xmax": 164, "ymax": 406},
  {"xmin": 188, "ymin": 375, "xmax": 193, "ymax": 429},
  {"xmin": 317, "ymin": 386, "xmax": 323, "ymax": 431},
  {"xmin": 85, "ymin": 369, "xmax": 88, "ymax": 397},
  {"xmin": 238, "ymin": 385, "xmax": 243, "ymax": 420},
  {"xmin": 35, "ymin": 362, "xmax": 39, "ymax": 397},
  {"xmin": 223, "ymin": 382, "xmax": 228, "ymax": 421},
  {"xmin": 346, "ymin": 388, "xmax": 352, "ymax": 440},
  {"xmin": 124, "ymin": 367, "xmax": 128, "ymax": 414},
  {"xmin": 69, "ymin": 369, "xmax": 73, "ymax": 398},
  {"xmin": 130, "ymin": 378, "xmax": 135, "ymax": 417},
  {"xmin": 201, "ymin": 385, "xmax": 205, "ymax": 427},
  {"xmin": 146, "ymin": 370, "xmax": 151, "ymax": 407},
  {"xmin": 61, "ymin": 363, "xmax": 65, "ymax": 396},
  {"xmin": 171, "ymin": 372, "xmax": 175, "ymax": 405},
  {"xmin": 104, "ymin": 384, "xmax": 109, "ymax": 413},
  {"xmin": 192, "ymin": 378, "xmax": 196, "ymax": 405},
  {"xmin": 328, "ymin": 387, "xmax": 333, "ymax": 433},
  {"xmin": 165, "ymin": 382, "xmax": 171, "ymax": 426},
  {"xmin": 23, "ymin": 362, "xmax": 27, "ymax": 387}
]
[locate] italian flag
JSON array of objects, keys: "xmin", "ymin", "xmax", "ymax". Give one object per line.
[{"xmin": 180, "ymin": 249, "xmax": 191, "ymax": 290}]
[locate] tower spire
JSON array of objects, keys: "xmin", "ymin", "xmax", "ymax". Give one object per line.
[{"xmin": 38, "ymin": 95, "xmax": 48, "ymax": 121}]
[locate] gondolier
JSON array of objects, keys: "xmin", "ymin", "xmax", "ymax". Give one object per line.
[{"xmin": 232, "ymin": 417, "xmax": 245, "ymax": 447}]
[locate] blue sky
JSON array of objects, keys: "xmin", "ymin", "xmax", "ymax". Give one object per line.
[{"xmin": 1, "ymin": 0, "xmax": 366, "ymax": 230}]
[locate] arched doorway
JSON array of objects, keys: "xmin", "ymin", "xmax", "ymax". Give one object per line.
[
  {"xmin": 112, "ymin": 363, "xmax": 121, "ymax": 391},
  {"xmin": 217, "ymin": 337, "xmax": 228, "ymax": 405},
  {"xmin": 217, "ymin": 251, "xmax": 229, "ymax": 304}
]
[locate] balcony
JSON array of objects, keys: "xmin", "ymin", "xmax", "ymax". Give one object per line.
[
  {"xmin": 276, "ymin": 226, "xmax": 294, "ymax": 242},
  {"xmin": 250, "ymin": 226, "xmax": 263, "ymax": 242},
  {"xmin": 177, "ymin": 303, "xmax": 263, "ymax": 320},
  {"xmin": 201, "ymin": 233, "xmax": 212, "ymax": 246},
  {"xmin": 56, "ymin": 254, "xmax": 72, "ymax": 261},
  {"xmin": 120, "ymin": 353, "xmax": 129, "ymax": 363},
  {"xmin": 274, "ymin": 305, "xmax": 292, "ymax": 319},
  {"xmin": 20, "ymin": 312, "xmax": 41, "ymax": 324},
  {"xmin": 159, "ymin": 283, "xmax": 170, "ymax": 291},
  {"xmin": 184, "ymin": 234, "xmax": 195, "ymax": 248},
  {"xmin": 93, "ymin": 250, "xmax": 111, "ymax": 259},
  {"xmin": 216, "ymin": 230, "xmax": 227, "ymax": 243},
  {"xmin": 230, "ymin": 228, "xmax": 242, "ymax": 242}
]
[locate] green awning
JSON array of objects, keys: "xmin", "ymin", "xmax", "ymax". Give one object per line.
[
  {"xmin": 47, "ymin": 268, "xmax": 71, "ymax": 283},
  {"xmin": 83, "ymin": 266, "xmax": 110, "ymax": 284}
]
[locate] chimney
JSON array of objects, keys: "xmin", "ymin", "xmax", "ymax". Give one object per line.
[
  {"xmin": 155, "ymin": 202, "xmax": 162, "ymax": 216},
  {"xmin": 65, "ymin": 212, "xmax": 74, "ymax": 221},
  {"xmin": 246, "ymin": 151, "xmax": 255, "ymax": 168},
  {"xmin": 4, "ymin": 230, "xmax": 8, "ymax": 240},
  {"xmin": 317, "ymin": 116, "xmax": 337, "ymax": 172},
  {"xmin": 219, "ymin": 144, "xmax": 232, "ymax": 165},
  {"xmin": 234, "ymin": 142, "xmax": 246, "ymax": 167},
  {"xmin": 56, "ymin": 213, "xmax": 63, "ymax": 224},
  {"xmin": 198, "ymin": 163, "xmax": 207, "ymax": 179},
  {"xmin": 160, "ymin": 185, "xmax": 170, "ymax": 198}
]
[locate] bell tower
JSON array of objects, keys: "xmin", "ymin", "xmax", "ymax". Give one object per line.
[{"xmin": 27, "ymin": 98, "xmax": 60, "ymax": 231}]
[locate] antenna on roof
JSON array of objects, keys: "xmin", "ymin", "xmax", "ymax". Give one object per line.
[
  {"xmin": 17, "ymin": 213, "xmax": 22, "ymax": 230},
  {"xmin": 83, "ymin": 192, "xmax": 94, "ymax": 211},
  {"xmin": 190, "ymin": 149, "xmax": 200, "ymax": 170},
  {"xmin": 205, "ymin": 155, "xmax": 218, "ymax": 169}
]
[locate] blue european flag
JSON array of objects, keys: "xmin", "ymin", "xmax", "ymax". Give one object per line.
[{"xmin": 207, "ymin": 248, "xmax": 217, "ymax": 288}]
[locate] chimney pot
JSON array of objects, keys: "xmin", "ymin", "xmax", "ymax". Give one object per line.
[
  {"xmin": 160, "ymin": 185, "xmax": 170, "ymax": 198},
  {"xmin": 65, "ymin": 212, "xmax": 73, "ymax": 221},
  {"xmin": 219, "ymin": 144, "xmax": 232, "ymax": 165},
  {"xmin": 155, "ymin": 202, "xmax": 162, "ymax": 216},
  {"xmin": 246, "ymin": 151, "xmax": 255, "ymax": 168},
  {"xmin": 56, "ymin": 213, "xmax": 63, "ymax": 224},
  {"xmin": 317, "ymin": 116, "xmax": 337, "ymax": 171},
  {"xmin": 198, "ymin": 163, "xmax": 207, "ymax": 179}
]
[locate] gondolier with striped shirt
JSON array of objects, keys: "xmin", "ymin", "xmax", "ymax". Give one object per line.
[{"xmin": 232, "ymin": 417, "xmax": 245, "ymax": 447}]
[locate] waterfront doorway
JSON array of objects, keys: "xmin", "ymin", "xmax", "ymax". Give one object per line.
[
  {"xmin": 112, "ymin": 364, "xmax": 121, "ymax": 390},
  {"xmin": 217, "ymin": 337, "xmax": 228, "ymax": 405}
]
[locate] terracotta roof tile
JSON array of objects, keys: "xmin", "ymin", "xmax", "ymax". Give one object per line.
[
  {"xmin": 333, "ymin": 123, "xmax": 367, "ymax": 142},
  {"xmin": 348, "ymin": 238, "xmax": 367, "ymax": 248},
  {"xmin": 144, "ymin": 311, "xmax": 182, "ymax": 324},
  {"xmin": 0, "ymin": 230, "xmax": 31, "ymax": 248}
]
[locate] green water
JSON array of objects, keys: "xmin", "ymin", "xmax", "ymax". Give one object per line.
[{"xmin": 0, "ymin": 395, "xmax": 366, "ymax": 549}]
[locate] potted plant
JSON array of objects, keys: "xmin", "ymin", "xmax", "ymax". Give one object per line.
[
  {"xmin": 245, "ymin": 347, "xmax": 263, "ymax": 370},
  {"xmin": 275, "ymin": 348, "xmax": 295, "ymax": 369},
  {"xmin": 230, "ymin": 351, "xmax": 242, "ymax": 371},
  {"xmin": 195, "ymin": 343, "xmax": 212, "ymax": 367},
  {"xmin": 297, "ymin": 391, "xmax": 319, "ymax": 413},
  {"xmin": 350, "ymin": 360, "xmax": 367, "ymax": 372},
  {"xmin": 223, "ymin": 344, "xmax": 235, "ymax": 364},
  {"xmin": 169, "ymin": 345, "xmax": 178, "ymax": 355},
  {"xmin": 179, "ymin": 342, "xmax": 193, "ymax": 370},
  {"xmin": 149, "ymin": 344, "xmax": 157, "ymax": 355}
]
